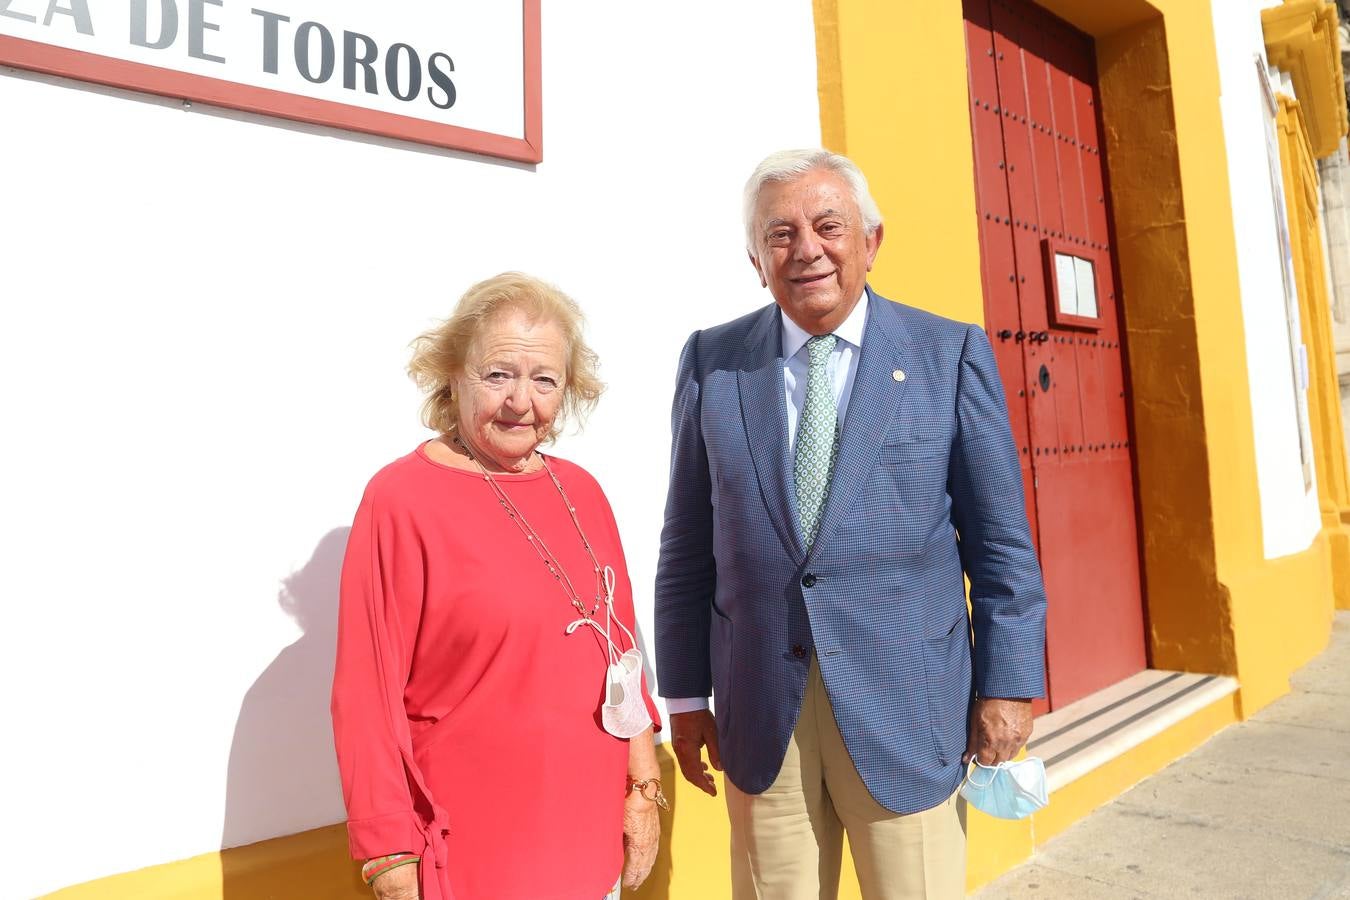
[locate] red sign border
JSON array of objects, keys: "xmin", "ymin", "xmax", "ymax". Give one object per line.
[{"xmin": 0, "ymin": 0, "xmax": 542, "ymax": 163}]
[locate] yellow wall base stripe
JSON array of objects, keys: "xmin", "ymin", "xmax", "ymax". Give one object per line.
[{"xmin": 40, "ymin": 825, "xmax": 366, "ymax": 900}]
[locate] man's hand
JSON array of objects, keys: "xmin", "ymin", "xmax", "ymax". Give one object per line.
[
  {"xmin": 622, "ymin": 789, "xmax": 660, "ymax": 889},
  {"xmin": 964, "ymin": 697, "xmax": 1034, "ymax": 765},
  {"xmin": 670, "ymin": 710, "xmax": 722, "ymax": 796},
  {"xmin": 369, "ymin": 862, "xmax": 419, "ymax": 900}
]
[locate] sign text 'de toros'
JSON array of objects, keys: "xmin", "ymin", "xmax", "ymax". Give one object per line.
[{"xmin": 0, "ymin": 0, "xmax": 542, "ymax": 161}]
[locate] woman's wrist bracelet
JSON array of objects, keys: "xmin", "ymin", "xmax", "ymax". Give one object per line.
[
  {"xmin": 361, "ymin": 853, "xmax": 419, "ymax": 885},
  {"xmin": 627, "ymin": 776, "xmax": 670, "ymax": 810}
]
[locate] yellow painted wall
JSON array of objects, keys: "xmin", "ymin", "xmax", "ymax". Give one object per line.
[
  {"xmin": 1276, "ymin": 91, "xmax": 1350, "ymax": 611},
  {"xmin": 1092, "ymin": 12, "xmax": 1239, "ymax": 680},
  {"xmin": 813, "ymin": 0, "xmax": 986, "ymax": 325}
]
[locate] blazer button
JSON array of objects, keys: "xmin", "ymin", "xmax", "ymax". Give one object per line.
[
  {"xmin": 802, "ymin": 573, "xmax": 817, "ymax": 588},
  {"xmin": 791, "ymin": 645, "xmax": 807, "ymax": 659}
]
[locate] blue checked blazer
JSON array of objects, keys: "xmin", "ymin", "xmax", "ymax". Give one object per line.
[{"xmin": 654, "ymin": 287, "xmax": 1047, "ymax": 814}]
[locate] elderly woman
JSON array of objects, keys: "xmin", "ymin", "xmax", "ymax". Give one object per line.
[{"xmin": 331, "ymin": 272, "xmax": 663, "ymax": 900}]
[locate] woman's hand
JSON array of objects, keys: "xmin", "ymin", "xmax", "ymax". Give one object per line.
[
  {"xmin": 370, "ymin": 862, "xmax": 420, "ymax": 900},
  {"xmin": 623, "ymin": 726, "xmax": 662, "ymax": 889},
  {"xmin": 622, "ymin": 788, "xmax": 660, "ymax": 889}
]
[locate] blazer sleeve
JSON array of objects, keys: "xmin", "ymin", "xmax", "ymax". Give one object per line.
[
  {"xmin": 947, "ymin": 324, "xmax": 1047, "ymax": 700},
  {"xmin": 330, "ymin": 486, "xmax": 427, "ymax": 859},
  {"xmin": 654, "ymin": 330, "xmax": 718, "ymax": 700}
]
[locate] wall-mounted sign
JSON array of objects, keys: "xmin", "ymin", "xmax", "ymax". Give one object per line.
[
  {"xmin": 1041, "ymin": 238, "xmax": 1102, "ymax": 331},
  {"xmin": 0, "ymin": 0, "xmax": 541, "ymax": 161},
  {"xmin": 1052, "ymin": 252, "xmax": 1097, "ymax": 318}
]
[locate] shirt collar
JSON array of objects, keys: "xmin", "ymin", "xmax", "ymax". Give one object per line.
[{"xmin": 780, "ymin": 288, "xmax": 870, "ymax": 360}]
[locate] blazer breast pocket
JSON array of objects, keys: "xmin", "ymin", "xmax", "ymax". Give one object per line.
[
  {"xmin": 878, "ymin": 439, "xmax": 950, "ymax": 466},
  {"xmin": 869, "ymin": 438, "xmax": 952, "ymax": 530}
]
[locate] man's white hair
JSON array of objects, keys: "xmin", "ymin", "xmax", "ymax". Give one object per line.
[{"xmin": 742, "ymin": 149, "xmax": 884, "ymax": 251}]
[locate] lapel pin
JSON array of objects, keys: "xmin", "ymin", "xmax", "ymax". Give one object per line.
[{"xmin": 893, "ymin": 369, "xmax": 906, "ymax": 382}]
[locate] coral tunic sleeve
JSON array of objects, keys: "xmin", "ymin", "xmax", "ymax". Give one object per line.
[{"xmin": 330, "ymin": 483, "xmax": 434, "ymax": 858}]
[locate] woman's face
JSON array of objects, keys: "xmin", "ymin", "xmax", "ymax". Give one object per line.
[{"xmin": 455, "ymin": 309, "xmax": 568, "ymax": 468}]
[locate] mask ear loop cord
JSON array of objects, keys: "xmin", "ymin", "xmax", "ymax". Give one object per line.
[
  {"xmin": 566, "ymin": 566, "xmax": 633, "ymax": 671},
  {"xmin": 965, "ymin": 760, "xmax": 1002, "ymax": 788},
  {"xmin": 600, "ymin": 566, "xmax": 639, "ymax": 657}
]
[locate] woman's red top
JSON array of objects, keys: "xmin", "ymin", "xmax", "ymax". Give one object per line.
[{"xmin": 331, "ymin": 444, "xmax": 660, "ymax": 900}]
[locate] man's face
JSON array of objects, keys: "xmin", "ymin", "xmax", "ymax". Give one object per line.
[{"xmin": 748, "ymin": 168, "xmax": 883, "ymax": 335}]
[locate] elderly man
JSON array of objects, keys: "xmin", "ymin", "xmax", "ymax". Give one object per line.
[{"xmin": 654, "ymin": 149, "xmax": 1047, "ymax": 899}]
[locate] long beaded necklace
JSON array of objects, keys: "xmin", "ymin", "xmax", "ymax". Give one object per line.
[{"xmin": 454, "ymin": 437, "xmax": 605, "ymax": 621}]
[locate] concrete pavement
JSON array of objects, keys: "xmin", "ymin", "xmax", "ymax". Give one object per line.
[{"xmin": 974, "ymin": 612, "xmax": 1350, "ymax": 899}]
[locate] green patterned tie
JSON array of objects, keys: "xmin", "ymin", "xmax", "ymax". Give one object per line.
[{"xmin": 795, "ymin": 334, "xmax": 840, "ymax": 547}]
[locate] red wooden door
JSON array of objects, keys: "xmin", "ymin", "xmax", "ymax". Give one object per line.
[{"xmin": 963, "ymin": 0, "xmax": 1147, "ymax": 711}]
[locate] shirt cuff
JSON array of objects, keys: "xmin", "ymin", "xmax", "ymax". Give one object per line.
[{"xmin": 664, "ymin": 696, "xmax": 710, "ymax": 714}]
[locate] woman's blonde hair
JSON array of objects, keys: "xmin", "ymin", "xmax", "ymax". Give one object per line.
[{"xmin": 408, "ymin": 272, "xmax": 602, "ymax": 443}]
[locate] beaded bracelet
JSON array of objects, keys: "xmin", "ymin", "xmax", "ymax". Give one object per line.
[{"xmin": 361, "ymin": 853, "xmax": 419, "ymax": 885}]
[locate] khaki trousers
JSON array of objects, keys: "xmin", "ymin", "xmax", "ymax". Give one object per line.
[{"xmin": 725, "ymin": 660, "xmax": 967, "ymax": 900}]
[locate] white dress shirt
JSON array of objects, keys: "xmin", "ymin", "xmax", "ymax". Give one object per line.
[{"xmin": 665, "ymin": 294, "xmax": 870, "ymax": 714}]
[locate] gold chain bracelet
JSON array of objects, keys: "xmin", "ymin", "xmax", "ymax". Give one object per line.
[{"xmin": 628, "ymin": 776, "xmax": 671, "ymax": 810}]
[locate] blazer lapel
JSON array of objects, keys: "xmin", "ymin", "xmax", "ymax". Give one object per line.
[
  {"xmin": 808, "ymin": 288, "xmax": 912, "ymax": 562},
  {"xmin": 738, "ymin": 304, "xmax": 806, "ymax": 563}
]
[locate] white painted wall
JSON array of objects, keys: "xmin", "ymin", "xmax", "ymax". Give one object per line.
[
  {"xmin": 1211, "ymin": 0, "xmax": 1322, "ymax": 559},
  {"xmin": 0, "ymin": 4, "xmax": 821, "ymax": 896}
]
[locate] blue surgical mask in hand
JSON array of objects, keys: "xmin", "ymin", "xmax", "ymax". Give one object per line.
[{"xmin": 960, "ymin": 757, "xmax": 1049, "ymax": 819}]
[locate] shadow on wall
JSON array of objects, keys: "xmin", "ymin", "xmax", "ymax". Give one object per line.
[
  {"xmin": 216, "ymin": 525, "xmax": 680, "ymax": 898},
  {"xmin": 221, "ymin": 526, "xmax": 367, "ymax": 898}
]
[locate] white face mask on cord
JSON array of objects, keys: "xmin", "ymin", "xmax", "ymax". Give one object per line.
[{"xmin": 567, "ymin": 566, "xmax": 654, "ymax": 739}]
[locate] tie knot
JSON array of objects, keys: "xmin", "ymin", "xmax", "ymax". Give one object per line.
[{"xmin": 806, "ymin": 334, "xmax": 837, "ymax": 367}]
